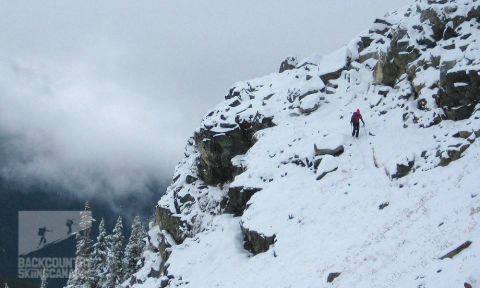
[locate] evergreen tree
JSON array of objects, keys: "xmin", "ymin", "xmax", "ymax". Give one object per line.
[
  {"xmin": 66, "ymin": 202, "xmax": 93, "ymax": 288},
  {"xmin": 40, "ymin": 268, "xmax": 48, "ymax": 288},
  {"xmin": 123, "ymin": 216, "xmax": 147, "ymax": 280},
  {"xmin": 105, "ymin": 216, "xmax": 125, "ymax": 287},
  {"xmin": 91, "ymin": 219, "xmax": 109, "ymax": 287}
]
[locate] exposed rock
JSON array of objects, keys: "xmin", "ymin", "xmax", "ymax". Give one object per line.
[
  {"xmin": 359, "ymin": 36, "xmax": 374, "ymax": 51},
  {"xmin": 279, "ymin": 56, "xmax": 298, "ymax": 73},
  {"xmin": 316, "ymin": 167, "xmax": 338, "ymax": 181},
  {"xmin": 177, "ymin": 193, "xmax": 195, "ymax": 205},
  {"xmin": 379, "ymin": 202, "xmax": 390, "ymax": 210},
  {"xmin": 185, "ymin": 175, "xmax": 197, "ymax": 184},
  {"xmin": 438, "ymin": 68, "xmax": 480, "ymax": 120},
  {"xmin": 467, "ymin": 4, "xmax": 480, "ymax": 20},
  {"xmin": 439, "ymin": 240, "xmax": 472, "ymax": 259},
  {"xmin": 240, "ymin": 222, "xmax": 276, "ymax": 254},
  {"xmin": 327, "ymin": 272, "xmax": 341, "ymax": 283},
  {"xmin": 417, "ymin": 98, "xmax": 428, "ymax": 110},
  {"xmin": 443, "ymin": 22, "xmax": 457, "ymax": 40},
  {"xmin": 232, "ymin": 159, "xmax": 247, "ymax": 178},
  {"xmin": 155, "ymin": 206, "xmax": 190, "ymax": 244},
  {"xmin": 420, "ymin": 7, "xmax": 446, "ymax": 41},
  {"xmin": 148, "ymin": 267, "xmax": 162, "ymax": 278},
  {"xmin": 453, "ymin": 131, "xmax": 473, "ymax": 139},
  {"xmin": 314, "ymin": 144, "xmax": 344, "ymax": 157},
  {"xmin": 196, "ymin": 116, "xmax": 274, "ymax": 185},
  {"xmin": 392, "ymin": 160, "xmax": 414, "ymax": 178},
  {"xmin": 158, "ymin": 233, "xmax": 172, "ymax": 275},
  {"xmin": 223, "ymin": 186, "xmax": 262, "ymax": 216},
  {"xmin": 374, "ymin": 59, "xmax": 401, "ymax": 87},
  {"xmin": 438, "ymin": 143, "xmax": 470, "ymax": 166},
  {"xmin": 390, "ymin": 30, "xmax": 420, "ymax": 71},
  {"xmin": 320, "ymin": 67, "xmax": 345, "ymax": 84},
  {"xmin": 159, "ymin": 277, "xmax": 170, "ymax": 288}
]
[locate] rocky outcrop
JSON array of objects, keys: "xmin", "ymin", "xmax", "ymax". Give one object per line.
[
  {"xmin": 373, "ymin": 28, "xmax": 420, "ymax": 87},
  {"xmin": 195, "ymin": 116, "xmax": 274, "ymax": 185},
  {"xmin": 320, "ymin": 68, "xmax": 345, "ymax": 84},
  {"xmin": 157, "ymin": 233, "xmax": 172, "ymax": 275},
  {"xmin": 437, "ymin": 143, "xmax": 470, "ymax": 166},
  {"xmin": 374, "ymin": 59, "xmax": 401, "ymax": 87},
  {"xmin": 438, "ymin": 68, "xmax": 480, "ymax": 120},
  {"xmin": 314, "ymin": 144, "xmax": 344, "ymax": 157},
  {"xmin": 392, "ymin": 160, "xmax": 415, "ymax": 179},
  {"xmin": 379, "ymin": 202, "xmax": 389, "ymax": 210},
  {"xmin": 195, "ymin": 128, "xmax": 252, "ymax": 185},
  {"xmin": 279, "ymin": 56, "xmax": 298, "ymax": 73},
  {"xmin": 155, "ymin": 206, "xmax": 190, "ymax": 244},
  {"xmin": 419, "ymin": 7, "xmax": 446, "ymax": 41},
  {"xmin": 327, "ymin": 272, "xmax": 341, "ymax": 283},
  {"xmin": 222, "ymin": 186, "xmax": 262, "ymax": 216},
  {"xmin": 240, "ymin": 222, "xmax": 276, "ymax": 254}
]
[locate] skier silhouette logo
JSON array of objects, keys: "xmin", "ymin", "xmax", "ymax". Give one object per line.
[
  {"xmin": 66, "ymin": 219, "xmax": 75, "ymax": 234},
  {"xmin": 37, "ymin": 226, "xmax": 52, "ymax": 248}
]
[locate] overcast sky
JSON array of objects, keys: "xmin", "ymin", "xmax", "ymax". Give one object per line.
[{"xmin": 0, "ymin": 0, "xmax": 411, "ymax": 197}]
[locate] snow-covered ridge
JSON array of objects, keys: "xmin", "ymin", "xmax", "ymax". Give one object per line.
[{"xmin": 128, "ymin": 0, "xmax": 480, "ymax": 287}]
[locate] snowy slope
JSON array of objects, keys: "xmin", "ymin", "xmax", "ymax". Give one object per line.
[{"xmin": 128, "ymin": 0, "xmax": 480, "ymax": 287}]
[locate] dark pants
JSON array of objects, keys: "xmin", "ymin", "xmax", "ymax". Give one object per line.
[{"xmin": 352, "ymin": 122, "xmax": 360, "ymax": 137}]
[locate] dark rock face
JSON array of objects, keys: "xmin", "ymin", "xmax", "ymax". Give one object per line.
[
  {"xmin": 223, "ymin": 186, "xmax": 262, "ymax": 216},
  {"xmin": 155, "ymin": 206, "xmax": 190, "ymax": 244},
  {"xmin": 279, "ymin": 56, "xmax": 298, "ymax": 73},
  {"xmin": 453, "ymin": 131, "xmax": 473, "ymax": 139},
  {"xmin": 438, "ymin": 68, "xmax": 480, "ymax": 120},
  {"xmin": 374, "ymin": 28, "xmax": 420, "ymax": 87},
  {"xmin": 327, "ymin": 272, "xmax": 341, "ymax": 283},
  {"xmin": 392, "ymin": 160, "xmax": 415, "ymax": 178},
  {"xmin": 157, "ymin": 233, "xmax": 172, "ymax": 275},
  {"xmin": 195, "ymin": 116, "xmax": 275, "ymax": 185},
  {"xmin": 240, "ymin": 223, "xmax": 276, "ymax": 254},
  {"xmin": 374, "ymin": 60, "xmax": 401, "ymax": 87},
  {"xmin": 314, "ymin": 144, "xmax": 345, "ymax": 157},
  {"xmin": 196, "ymin": 127, "xmax": 252, "ymax": 185},
  {"xmin": 420, "ymin": 8, "xmax": 445, "ymax": 41}
]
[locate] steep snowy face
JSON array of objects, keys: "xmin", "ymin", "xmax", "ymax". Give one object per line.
[{"xmin": 129, "ymin": 0, "xmax": 480, "ymax": 287}]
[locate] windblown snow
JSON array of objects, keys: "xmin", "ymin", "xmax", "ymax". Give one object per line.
[{"xmin": 127, "ymin": 0, "xmax": 480, "ymax": 287}]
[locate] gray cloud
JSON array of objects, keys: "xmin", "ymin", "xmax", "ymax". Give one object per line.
[{"xmin": 0, "ymin": 0, "xmax": 411, "ymax": 196}]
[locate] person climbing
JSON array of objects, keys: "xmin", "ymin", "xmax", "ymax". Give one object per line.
[
  {"xmin": 37, "ymin": 226, "xmax": 52, "ymax": 248},
  {"xmin": 350, "ymin": 108, "xmax": 365, "ymax": 138}
]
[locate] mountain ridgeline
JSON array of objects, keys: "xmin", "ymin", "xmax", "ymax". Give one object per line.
[{"xmin": 126, "ymin": 0, "xmax": 480, "ymax": 287}]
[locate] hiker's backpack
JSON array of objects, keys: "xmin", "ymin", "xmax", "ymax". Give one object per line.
[{"xmin": 351, "ymin": 112, "xmax": 361, "ymax": 124}]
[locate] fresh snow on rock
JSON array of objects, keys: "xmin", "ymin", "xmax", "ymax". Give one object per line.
[{"xmin": 126, "ymin": 0, "xmax": 480, "ymax": 287}]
